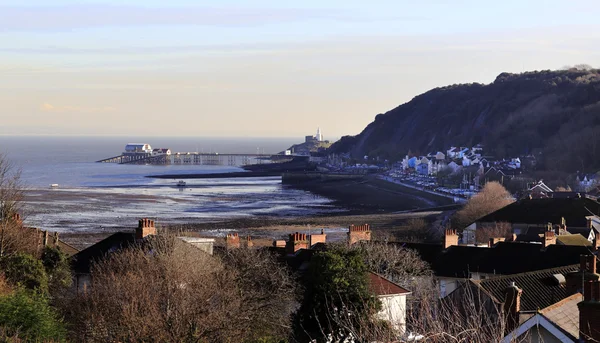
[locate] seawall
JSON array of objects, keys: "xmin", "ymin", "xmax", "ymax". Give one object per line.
[{"xmin": 282, "ymin": 172, "xmax": 365, "ymax": 184}]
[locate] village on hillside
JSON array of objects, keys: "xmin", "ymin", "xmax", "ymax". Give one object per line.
[{"xmin": 322, "ymin": 143, "xmax": 600, "ymax": 201}]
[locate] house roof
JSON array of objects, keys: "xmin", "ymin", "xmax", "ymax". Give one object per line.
[
  {"xmin": 502, "ymin": 313, "xmax": 577, "ymax": 343},
  {"xmin": 539, "ymin": 292, "xmax": 582, "ymax": 339},
  {"xmin": 472, "ymin": 265, "xmax": 578, "ymax": 311},
  {"xmin": 556, "ymin": 234, "xmax": 592, "ymax": 247},
  {"xmin": 476, "ymin": 197, "xmax": 600, "ymax": 227},
  {"xmin": 71, "ymin": 232, "xmax": 137, "ymax": 274},
  {"xmin": 368, "ymin": 272, "xmax": 411, "ymax": 296},
  {"xmin": 397, "ymin": 241, "xmax": 590, "ymax": 278},
  {"xmin": 56, "ymin": 240, "xmax": 79, "ymax": 256},
  {"xmin": 529, "ymin": 181, "xmax": 553, "ymax": 193},
  {"xmin": 567, "ymin": 227, "xmax": 595, "ymax": 239}
]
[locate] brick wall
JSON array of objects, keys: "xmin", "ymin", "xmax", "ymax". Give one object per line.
[{"xmin": 348, "ymin": 224, "xmax": 371, "ymax": 245}]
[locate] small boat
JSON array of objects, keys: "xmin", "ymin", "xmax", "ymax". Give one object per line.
[
  {"xmin": 176, "ymin": 180, "xmax": 186, "ymax": 187},
  {"xmin": 49, "ymin": 184, "xmax": 59, "ymax": 189}
]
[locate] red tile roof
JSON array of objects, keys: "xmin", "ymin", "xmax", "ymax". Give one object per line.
[{"xmin": 368, "ymin": 272, "xmax": 410, "ymax": 296}]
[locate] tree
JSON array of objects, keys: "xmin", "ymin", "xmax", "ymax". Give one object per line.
[
  {"xmin": 41, "ymin": 246, "xmax": 72, "ymax": 294},
  {"xmin": 0, "ymin": 155, "xmax": 36, "ymax": 258},
  {"xmin": 453, "ymin": 182, "xmax": 514, "ymax": 229},
  {"xmin": 220, "ymin": 248, "xmax": 296, "ymax": 342},
  {"xmin": 0, "ymin": 253, "xmax": 48, "ymax": 294},
  {"xmin": 292, "ymin": 248, "xmax": 381, "ymax": 342},
  {"xmin": 350, "ymin": 242, "xmax": 435, "ymax": 305},
  {"xmin": 475, "ymin": 222, "xmax": 512, "ymax": 244},
  {"xmin": 0, "ymin": 288, "xmax": 66, "ymax": 342},
  {"xmin": 66, "ymin": 234, "xmax": 296, "ymax": 343}
]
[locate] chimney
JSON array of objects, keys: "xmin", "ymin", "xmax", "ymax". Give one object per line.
[
  {"xmin": 273, "ymin": 240, "xmax": 286, "ymax": 248},
  {"xmin": 226, "ymin": 233, "xmax": 240, "ymax": 249},
  {"xmin": 594, "ymin": 231, "xmax": 600, "ymax": 251},
  {"xmin": 488, "ymin": 237, "xmax": 506, "ymax": 247},
  {"xmin": 588, "ymin": 217, "xmax": 594, "ymax": 229},
  {"xmin": 443, "ymin": 229, "xmax": 459, "ymax": 249},
  {"xmin": 543, "ymin": 230, "xmax": 556, "ymax": 247},
  {"xmin": 286, "ymin": 232, "xmax": 309, "ymax": 254},
  {"xmin": 136, "ymin": 218, "xmax": 156, "ymax": 239},
  {"xmin": 348, "ymin": 224, "xmax": 371, "ymax": 245},
  {"xmin": 579, "ymin": 280, "xmax": 600, "ymax": 342},
  {"xmin": 566, "ymin": 255, "xmax": 600, "ymax": 296},
  {"xmin": 309, "ymin": 229, "xmax": 327, "ymax": 247},
  {"xmin": 11, "ymin": 213, "xmax": 23, "ymax": 226},
  {"xmin": 503, "ymin": 282, "xmax": 522, "ymax": 334},
  {"xmin": 245, "ymin": 235, "xmax": 254, "ymax": 248}
]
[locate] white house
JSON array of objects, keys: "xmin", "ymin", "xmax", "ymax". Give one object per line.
[
  {"xmin": 401, "ymin": 155, "xmax": 410, "ymax": 170},
  {"xmin": 369, "ymin": 272, "xmax": 411, "ymax": 335},
  {"xmin": 502, "ymin": 293, "xmax": 582, "ymax": 343},
  {"xmin": 434, "ymin": 151, "xmax": 446, "ymax": 160},
  {"xmin": 447, "ymin": 147, "xmax": 458, "ymax": 158},
  {"xmin": 457, "ymin": 147, "xmax": 469, "ymax": 159},
  {"xmin": 124, "ymin": 143, "xmax": 152, "ymax": 154}
]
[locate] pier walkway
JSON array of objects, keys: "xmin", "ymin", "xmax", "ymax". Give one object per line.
[{"xmin": 97, "ymin": 152, "xmax": 278, "ymax": 166}]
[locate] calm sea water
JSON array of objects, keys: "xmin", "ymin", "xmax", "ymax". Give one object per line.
[{"xmin": 0, "ymin": 136, "xmax": 340, "ymax": 232}]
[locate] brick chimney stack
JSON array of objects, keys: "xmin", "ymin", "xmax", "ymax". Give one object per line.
[
  {"xmin": 11, "ymin": 213, "xmax": 23, "ymax": 226},
  {"xmin": 286, "ymin": 232, "xmax": 309, "ymax": 254},
  {"xmin": 579, "ymin": 280, "xmax": 600, "ymax": 342},
  {"xmin": 488, "ymin": 237, "xmax": 506, "ymax": 247},
  {"xmin": 136, "ymin": 218, "xmax": 156, "ymax": 239},
  {"xmin": 566, "ymin": 255, "xmax": 600, "ymax": 296},
  {"xmin": 309, "ymin": 229, "xmax": 327, "ymax": 247},
  {"xmin": 588, "ymin": 217, "xmax": 594, "ymax": 229},
  {"xmin": 594, "ymin": 231, "xmax": 600, "ymax": 251},
  {"xmin": 245, "ymin": 235, "xmax": 254, "ymax": 248},
  {"xmin": 443, "ymin": 229, "xmax": 458, "ymax": 249},
  {"xmin": 503, "ymin": 282, "xmax": 523, "ymax": 334},
  {"xmin": 543, "ymin": 230, "xmax": 556, "ymax": 247},
  {"xmin": 348, "ymin": 224, "xmax": 371, "ymax": 245},
  {"xmin": 226, "ymin": 233, "xmax": 240, "ymax": 249}
]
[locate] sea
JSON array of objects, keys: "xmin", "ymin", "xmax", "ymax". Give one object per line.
[{"xmin": 0, "ymin": 136, "xmax": 341, "ymax": 233}]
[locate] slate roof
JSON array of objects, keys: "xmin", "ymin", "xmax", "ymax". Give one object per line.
[
  {"xmin": 395, "ymin": 241, "xmax": 590, "ymax": 278},
  {"xmin": 471, "ymin": 265, "xmax": 578, "ymax": 311},
  {"xmin": 71, "ymin": 232, "xmax": 137, "ymax": 274},
  {"xmin": 368, "ymin": 272, "xmax": 411, "ymax": 296},
  {"xmin": 539, "ymin": 293, "xmax": 582, "ymax": 340},
  {"xmin": 476, "ymin": 197, "xmax": 600, "ymax": 227}
]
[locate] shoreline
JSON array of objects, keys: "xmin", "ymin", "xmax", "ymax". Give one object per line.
[{"xmin": 284, "ymin": 174, "xmax": 455, "ymax": 214}]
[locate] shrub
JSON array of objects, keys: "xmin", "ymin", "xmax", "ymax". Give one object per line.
[{"xmin": 0, "ymin": 289, "xmax": 66, "ymax": 341}]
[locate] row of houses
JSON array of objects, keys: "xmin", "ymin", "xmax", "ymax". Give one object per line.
[
  {"xmin": 12, "ymin": 192, "xmax": 600, "ymax": 341},
  {"xmin": 412, "ymin": 194, "xmax": 600, "ymax": 342},
  {"xmin": 62, "ymin": 220, "xmax": 413, "ymax": 337}
]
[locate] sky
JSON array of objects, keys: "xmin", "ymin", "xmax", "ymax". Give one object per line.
[{"xmin": 1, "ymin": 1, "xmax": 599, "ymax": 139}]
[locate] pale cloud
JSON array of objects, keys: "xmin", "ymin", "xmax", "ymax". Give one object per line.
[
  {"xmin": 0, "ymin": 5, "xmax": 345, "ymax": 31},
  {"xmin": 40, "ymin": 103, "xmax": 116, "ymax": 113}
]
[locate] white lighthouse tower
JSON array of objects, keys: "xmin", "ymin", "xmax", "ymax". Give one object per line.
[{"xmin": 316, "ymin": 127, "xmax": 323, "ymax": 142}]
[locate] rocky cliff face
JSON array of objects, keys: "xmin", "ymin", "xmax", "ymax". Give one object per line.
[{"xmin": 330, "ymin": 69, "xmax": 600, "ymax": 172}]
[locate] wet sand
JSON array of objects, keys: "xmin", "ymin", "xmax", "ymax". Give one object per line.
[{"xmin": 27, "ymin": 175, "xmax": 455, "ymax": 250}]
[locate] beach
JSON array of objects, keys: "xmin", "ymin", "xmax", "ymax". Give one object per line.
[{"xmin": 35, "ymin": 175, "xmax": 456, "ymax": 250}]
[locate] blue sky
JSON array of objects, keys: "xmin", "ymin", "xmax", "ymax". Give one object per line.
[{"xmin": 1, "ymin": 1, "xmax": 599, "ymax": 137}]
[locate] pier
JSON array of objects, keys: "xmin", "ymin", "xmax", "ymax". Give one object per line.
[
  {"xmin": 96, "ymin": 143, "xmax": 283, "ymax": 166},
  {"xmin": 97, "ymin": 152, "xmax": 278, "ymax": 166}
]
